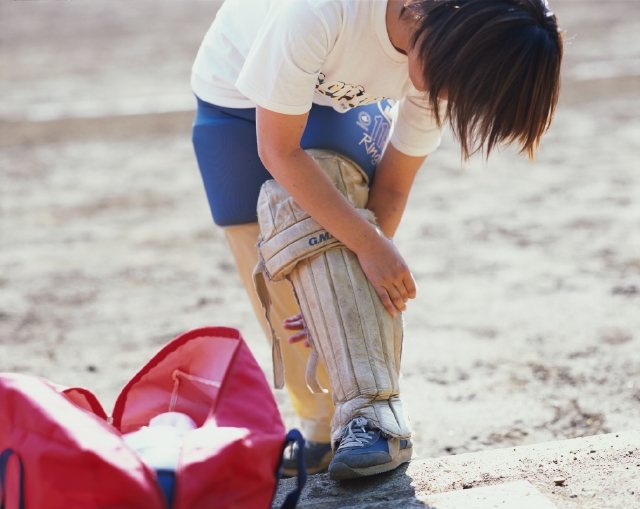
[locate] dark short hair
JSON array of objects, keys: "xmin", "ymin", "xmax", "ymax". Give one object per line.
[{"xmin": 407, "ymin": 0, "xmax": 563, "ymax": 160}]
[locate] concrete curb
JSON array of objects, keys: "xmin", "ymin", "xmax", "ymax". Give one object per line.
[
  {"xmin": 419, "ymin": 481, "xmax": 559, "ymax": 509},
  {"xmin": 273, "ymin": 430, "xmax": 639, "ymax": 508}
]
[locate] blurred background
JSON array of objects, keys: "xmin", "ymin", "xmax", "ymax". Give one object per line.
[{"xmin": 1, "ymin": 1, "xmax": 638, "ymax": 459}]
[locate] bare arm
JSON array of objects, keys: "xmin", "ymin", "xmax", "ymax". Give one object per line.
[
  {"xmin": 256, "ymin": 106, "xmax": 416, "ymax": 316},
  {"xmin": 367, "ymin": 143, "xmax": 426, "ymax": 238}
]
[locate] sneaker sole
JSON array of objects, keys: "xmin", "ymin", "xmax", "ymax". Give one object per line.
[{"xmin": 328, "ymin": 447, "xmax": 413, "ymax": 481}]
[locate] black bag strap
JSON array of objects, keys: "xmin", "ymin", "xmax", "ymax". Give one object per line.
[
  {"xmin": 278, "ymin": 429, "xmax": 307, "ymax": 509},
  {"xmin": 0, "ymin": 449, "xmax": 25, "ymax": 509}
]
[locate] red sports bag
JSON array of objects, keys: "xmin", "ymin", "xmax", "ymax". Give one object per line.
[{"xmin": 0, "ymin": 326, "xmax": 305, "ymax": 509}]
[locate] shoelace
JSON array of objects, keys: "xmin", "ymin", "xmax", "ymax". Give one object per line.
[{"xmin": 337, "ymin": 417, "xmax": 375, "ymax": 451}]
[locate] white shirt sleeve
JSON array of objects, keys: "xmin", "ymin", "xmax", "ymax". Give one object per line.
[
  {"xmin": 389, "ymin": 90, "xmax": 444, "ymax": 157},
  {"xmin": 236, "ymin": 0, "xmax": 340, "ymax": 115}
]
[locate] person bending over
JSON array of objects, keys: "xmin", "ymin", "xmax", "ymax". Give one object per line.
[{"xmin": 191, "ymin": 0, "xmax": 562, "ymax": 478}]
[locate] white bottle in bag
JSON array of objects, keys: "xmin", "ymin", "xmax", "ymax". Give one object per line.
[{"xmin": 123, "ymin": 412, "xmax": 197, "ymax": 470}]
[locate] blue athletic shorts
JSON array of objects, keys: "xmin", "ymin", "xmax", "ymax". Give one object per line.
[{"xmin": 192, "ymin": 96, "xmax": 394, "ymax": 227}]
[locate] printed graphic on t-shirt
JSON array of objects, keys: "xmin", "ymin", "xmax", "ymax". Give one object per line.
[
  {"xmin": 315, "ymin": 73, "xmax": 384, "ymax": 111},
  {"xmin": 355, "ymin": 99, "xmax": 395, "ymax": 165}
]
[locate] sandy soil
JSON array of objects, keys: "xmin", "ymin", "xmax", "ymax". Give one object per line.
[{"xmin": 1, "ymin": 0, "xmax": 639, "ymax": 462}]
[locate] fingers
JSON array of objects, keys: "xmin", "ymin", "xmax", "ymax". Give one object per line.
[
  {"xmin": 287, "ymin": 329, "xmax": 308, "ymax": 344},
  {"xmin": 357, "ymin": 237, "xmax": 420, "ymax": 317},
  {"xmin": 375, "ymin": 273, "xmax": 418, "ymax": 318},
  {"xmin": 282, "ymin": 312, "xmax": 305, "ymax": 331},
  {"xmin": 404, "ymin": 272, "xmax": 418, "ymax": 299},
  {"xmin": 375, "ymin": 286, "xmax": 398, "ymax": 317},
  {"xmin": 284, "ymin": 312, "xmax": 309, "ymax": 345},
  {"xmin": 387, "ymin": 284, "xmax": 407, "ymax": 313},
  {"xmin": 283, "ymin": 312, "xmax": 303, "ymax": 324}
]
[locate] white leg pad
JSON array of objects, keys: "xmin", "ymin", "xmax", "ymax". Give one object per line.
[
  {"xmin": 254, "ymin": 149, "xmax": 412, "ymax": 444},
  {"xmin": 292, "ymin": 249, "xmax": 411, "ymax": 444}
]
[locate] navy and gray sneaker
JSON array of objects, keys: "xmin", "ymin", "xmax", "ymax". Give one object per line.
[
  {"xmin": 282, "ymin": 439, "xmax": 334, "ymax": 477},
  {"xmin": 328, "ymin": 417, "xmax": 413, "ymax": 480}
]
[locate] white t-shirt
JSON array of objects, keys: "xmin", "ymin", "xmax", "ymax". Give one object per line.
[{"xmin": 191, "ymin": 0, "xmax": 442, "ymax": 157}]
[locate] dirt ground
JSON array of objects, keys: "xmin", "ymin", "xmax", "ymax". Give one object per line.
[{"xmin": 1, "ymin": 0, "xmax": 639, "ymax": 463}]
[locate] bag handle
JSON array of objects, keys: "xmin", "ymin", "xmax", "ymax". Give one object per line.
[
  {"xmin": 278, "ymin": 429, "xmax": 307, "ymax": 509},
  {"xmin": 0, "ymin": 449, "xmax": 25, "ymax": 509}
]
